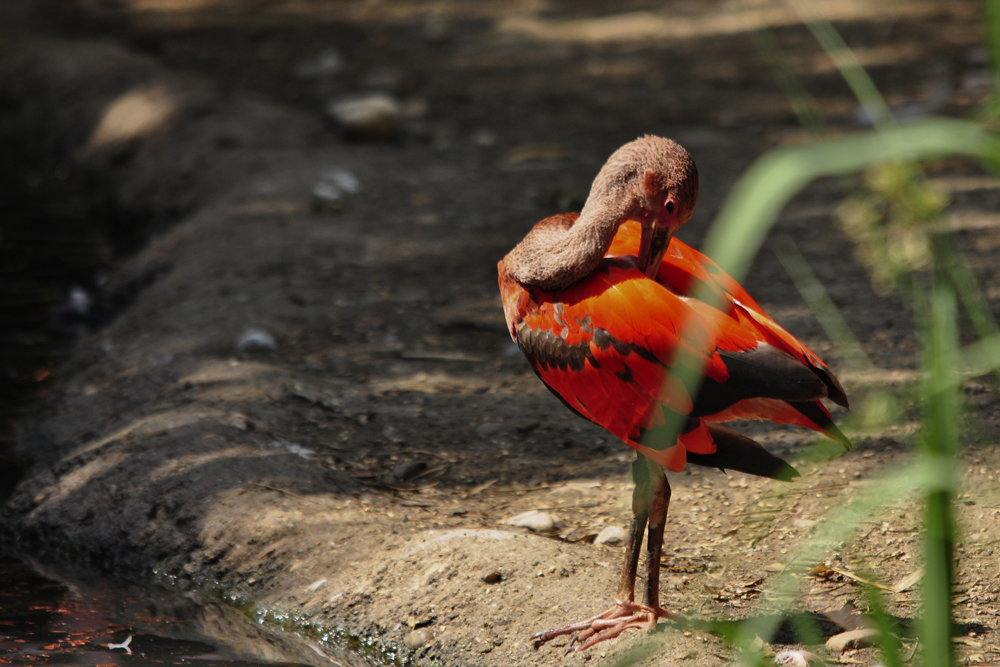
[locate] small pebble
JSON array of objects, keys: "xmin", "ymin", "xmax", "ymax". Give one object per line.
[
  {"xmin": 276, "ymin": 441, "xmax": 314, "ymax": 459},
  {"xmin": 506, "ymin": 510, "xmax": 560, "ymax": 533},
  {"xmin": 774, "ymin": 649, "xmax": 822, "ymax": 667},
  {"xmin": 224, "ymin": 413, "xmax": 252, "ymax": 431},
  {"xmin": 481, "ymin": 571, "xmax": 502, "ymax": 584},
  {"xmin": 311, "ymin": 181, "xmax": 343, "ymax": 211},
  {"xmin": 67, "ymin": 286, "xmax": 92, "ymax": 316},
  {"xmin": 594, "ymin": 525, "xmax": 627, "ymax": 545},
  {"xmin": 236, "ymin": 328, "xmax": 276, "ymax": 351},
  {"xmin": 471, "ymin": 128, "xmax": 496, "ymax": 146},
  {"xmin": 294, "ymin": 49, "xmax": 343, "ymax": 78},
  {"xmin": 475, "ymin": 422, "xmax": 503, "ymax": 436},
  {"xmin": 323, "ymin": 168, "xmax": 360, "ymax": 193},
  {"xmin": 326, "ymin": 92, "xmax": 402, "ymax": 139},
  {"xmin": 403, "ymin": 628, "xmax": 431, "ymax": 649},
  {"xmin": 312, "ymin": 169, "xmax": 359, "ymax": 212}
]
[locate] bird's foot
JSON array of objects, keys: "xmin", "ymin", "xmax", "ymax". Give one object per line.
[{"xmin": 532, "ymin": 601, "xmax": 671, "ymax": 652}]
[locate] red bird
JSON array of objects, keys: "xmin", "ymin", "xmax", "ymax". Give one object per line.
[{"xmin": 498, "ymin": 136, "xmax": 849, "ymax": 650}]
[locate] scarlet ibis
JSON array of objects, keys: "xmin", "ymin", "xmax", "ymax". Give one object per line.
[{"xmin": 497, "ymin": 136, "xmax": 849, "ymax": 650}]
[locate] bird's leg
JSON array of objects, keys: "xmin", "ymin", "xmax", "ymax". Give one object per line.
[
  {"xmin": 533, "ymin": 456, "xmax": 672, "ymax": 652},
  {"xmin": 642, "ymin": 464, "xmax": 671, "ymax": 615},
  {"xmin": 614, "ymin": 482, "xmax": 650, "ymax": 603}
]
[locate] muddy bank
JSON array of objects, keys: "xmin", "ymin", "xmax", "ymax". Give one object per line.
[{"xmin": 4, "ymin": 2, "xmax": 1000, "ymax": 666}]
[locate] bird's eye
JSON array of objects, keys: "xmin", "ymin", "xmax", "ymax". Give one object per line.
[{"xmin": 665, "ymin": 201, "xmax": 676, "ymax": 213}]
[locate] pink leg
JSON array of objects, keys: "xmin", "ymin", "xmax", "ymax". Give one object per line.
[{"xmin": 533, "ymin": 457, "xmax": 673, "ymax": 652}]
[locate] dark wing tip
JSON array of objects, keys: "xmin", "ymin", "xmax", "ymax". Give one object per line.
[
  {"xmin": 816, "ymin": 367, "xmax": 850, "ymax": 409},
  {"xmin": 825, "ymin": 420, "xmax": 852, "ymax": 451},
  {"xmin": 789, "ymin": 400, "xmax": 852, "ymax": 451},
  {"xmin": 687, "ymin": 424, "xmax": 800, "ymax": 482},
  {"xmin": 774, "ymin": 462, "xmax": 801, "ymax": 481}
]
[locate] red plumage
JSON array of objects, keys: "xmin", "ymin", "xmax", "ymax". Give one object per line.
[{"xmin": 499, "ymin": 216, "xmax": 848, "ymax": 473}]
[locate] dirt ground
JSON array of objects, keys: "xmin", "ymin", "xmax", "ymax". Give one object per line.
[{"xmin": 3, "ymin": 1, "xmax": 1000, "ymax": 665}]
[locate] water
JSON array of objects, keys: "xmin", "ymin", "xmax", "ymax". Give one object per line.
[{"xmin": 0, "ymin": 551, "xmax": 374, "ymax": 666}]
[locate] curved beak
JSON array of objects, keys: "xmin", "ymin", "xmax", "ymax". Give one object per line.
[{"xmin": 637, "ymin": 211, "xmax": 677, "ymax": 280}]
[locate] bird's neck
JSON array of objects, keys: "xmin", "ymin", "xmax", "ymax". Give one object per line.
[{"xmin": 504, "ymin": 198, "xmax": 628, "ymax": 290}]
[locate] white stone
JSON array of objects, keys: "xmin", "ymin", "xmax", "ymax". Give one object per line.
[
  {"xmin": 326, "ymin": 92, "xmax": 402, "ymax": 138},
  {"xmin": 404, "ymin": 628, "xmax": 432, "ymax": 649},
  {"xmin": 506, "ymin": 510, "xmax": 560, "ymax": 533},
  {"xmin": 594, "ymin": 525, "xmax": 627, "ymax": 545},
  {"xmin": 236, "ymin": 328, "xmax": 276, "ymax": 351}
]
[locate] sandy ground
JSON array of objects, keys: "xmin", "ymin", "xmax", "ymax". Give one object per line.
[{"xmin": 3, "ymin": 1, "xmax": 1000, "ymax": 665}]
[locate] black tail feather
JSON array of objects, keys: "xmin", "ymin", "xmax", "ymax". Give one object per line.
[
  {"xmin": 788, "ymin": 400, "xmax": 852, "ymax": 450},
  {"xmin": 686, "ymin": 424, "xmax": 799, "ymax": 481}
]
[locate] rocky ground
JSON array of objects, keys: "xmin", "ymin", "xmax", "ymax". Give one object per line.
[{"xmin": 2, "ymin": 1, "xmax": 1000, "ymax": 666}]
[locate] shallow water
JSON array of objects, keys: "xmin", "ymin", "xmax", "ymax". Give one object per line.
[{"xmin": 0, "ymin": 551, "xmax": 377, "ymax": 667}]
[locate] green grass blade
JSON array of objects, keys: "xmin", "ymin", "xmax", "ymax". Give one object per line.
[
  {"xmin": 643, "ymin": 118, "xmax": 995, "ymax": 454},
  {"xmin": 919, "ymin": 250, "xmax": 959, "ymax": 667},
  {"xmin": 858, "ymin": 581, "xmax": 903, "ymax": 667},
  {"xmin": 701, "ymin": 119, "xmax": 994, "ymax": 282},
  {"xmin": 986, "ymin": 0, "xmax": 1000, "ymax": 116},
  {"xmin": 788, "ymin": 0, "xmax": 894, "ymax": 128},
  {"xmin": 749, "ymin": 27, "xmax": 828, "ymax": 136},
  {"xmin": 773, "ymin": 236, "xmax": 873, "ymax": 373}
]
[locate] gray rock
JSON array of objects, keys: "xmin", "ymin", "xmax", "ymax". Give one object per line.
[
  {"xmin": 311, "ymin": 180, "xmax": 342, "ymax": 211},
  {"xmin": 322, "ymin": 168, "xmax": 360, "ymax": 194},
  {"xmin": 471, "ymin": 128, "xmax": 496, "ymax": 147},
  {"xmin": 506, "ymin": 510, "xmax": 560, "ymax": 533},
  {"xmin": 236, "ymin": 328, "xmax": 276, "ymax": 351},
  {"xmin": 312, "ymin": 168, "xmax": 360, "ymax": 212},
  {"xmin": 594, "ymin": 525, "xmax": 627, "ymax": 545},
  {"xmin": 475, "ymin": 422, "xmax": 503, "ymax": 436},
  {"xmin": 294, "ymin": 49, "xmax": 343, "ymax": 78},
  {"xmin": 67, "ymin": 286, "xmax": 93, "ymax": 316}
]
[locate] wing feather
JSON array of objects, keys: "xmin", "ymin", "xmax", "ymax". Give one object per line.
[{"xmin": 499, "ymin": 216, "xmax": 850, "ymax": 476}]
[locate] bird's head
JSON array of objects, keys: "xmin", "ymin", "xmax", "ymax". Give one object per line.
[{"xmin": 588, "ymin": 135, "xmax": 699, "ymax": 279}]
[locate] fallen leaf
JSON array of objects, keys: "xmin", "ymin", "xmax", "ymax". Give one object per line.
[
  {"xmin": 892, "ymin": 567, "xmax": 924, "ymax": 593},
  {"xmin": 828, "ymin": 567, "xmax": 891, "ymax": 589},
  {"xmin": 468, "ymin": 479, "xmax": 497, "ymax": 495}
]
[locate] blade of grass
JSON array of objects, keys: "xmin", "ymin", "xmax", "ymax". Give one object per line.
[
  {"xmin": 858, "ymin": 581, "xmax": 904, "ymax": 667},
  {"xmin": 644, "ymin": 117, "xmax": 997, "ymax": 461},
  {"xmin": 749, "ymin": 27, "xmax": 828, "ymax": 136},
  {"xmin": 919, "ymin": 245, "xmax": 959, "ymax": 667},
  {"xmin": 701, "ymin": 118, "xmax": 995, "ymax": 284},
  {"xmin": 937, "ymin": 236, "xmax": 1000, "ymax": 341},
  {"xmin": 773, "ymin": 236, "xmax": 873, "ymax": 374},
  {"xmin": 986, "ymin": 0, "xmax": 1000, "ymax": 116},
  {"xmin": 787, "ymin": 0, "xmax": 894, "ymax": 128}
]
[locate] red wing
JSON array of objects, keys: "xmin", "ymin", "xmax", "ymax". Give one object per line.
[
  {"xmin": 499, "ymin": 217, "xmax": 849, "ymax": 474},
  {"xmin": 510, "ymin": 261, "xmax": 769, "ymax": 471},
  {"xmin": 613, "ymin": 220, "xmax": 847, "ymax": 406}
]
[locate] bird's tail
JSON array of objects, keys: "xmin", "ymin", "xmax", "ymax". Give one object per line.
[{"xmin": 685, "ymin": 423, "xmax": 799, "ymax": 481}]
